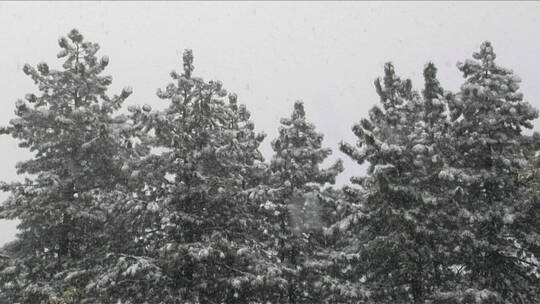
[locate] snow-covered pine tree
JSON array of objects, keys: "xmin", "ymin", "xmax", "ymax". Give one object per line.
[
  {"xmin": 259, "ymin": 101, "xmax": 343, "ymax": 303},
  {"xmin": 95, "ymin": 50, "xmax": 269, "ymax": 303},
  {"xmin": 337, "ymin": 62, "xmax": 460, "ymax": 303},
  {"xmin": 440, "ymin": 42, "xmax": 540, "ymax": 303},
  {"xmin": 0, "ymin": 29, "xmax": 135, "ymax": 303}
]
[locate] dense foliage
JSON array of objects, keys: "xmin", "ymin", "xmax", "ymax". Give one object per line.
[
  {"xmin": 1, "ymin": 30, "xmax": 539, "ymax": 303},
  {"xmin": 0, "ymin": 29, "xmax": 135, "ymax": 303}
]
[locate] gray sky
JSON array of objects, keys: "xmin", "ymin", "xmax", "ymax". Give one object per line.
[{"xmin": 2, "ymin": 1, "xmax": 540, "ymax": 245}]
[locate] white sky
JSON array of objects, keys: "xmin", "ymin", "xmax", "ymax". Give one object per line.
[{"xmin": 2, "ymin": 1, "xmax": 540, "ymax": 245}]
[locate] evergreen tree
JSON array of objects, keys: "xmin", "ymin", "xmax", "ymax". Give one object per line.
[
  {"xmin": 440, "ymin": 42, "xmax": 540, "ymax": 303},
  {"xmin": 0, "ymin": 29, "xmax": 134, "ymax": 303},
  {"xmin": 260, "ymin": 101, "xmax": 343, "ymax": 303},
  {"xmin": 337, "ymin": 62, "xmax": 460, "ymax": 303},
  {"xmin": 92, "ymin": 50, "xmax": 269, "ymax": 303}
]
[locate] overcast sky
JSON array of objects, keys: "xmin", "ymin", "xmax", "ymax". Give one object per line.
[{"xmin": 2, "ymin": 1, "xmax": 540, "ymax": 245}]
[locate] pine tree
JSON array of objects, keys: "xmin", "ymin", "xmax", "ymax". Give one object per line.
[
  {"xmin": 440, "ymin": 42, "xmax": 540, "ymax": 303},
  {"xmin": 92, "ymin": 50, "xmax": 269, "ymax": 303},
  {"xmin": 0, "ymin": 29, "xmax": 134, "ymax": 303},
  {"xmin": 337, "ymin": 62, "xmax": 461, "ymax": 303},
  {"xmin": 259, "ymin": 101, "xmax": 343, "ymax": 303}
]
